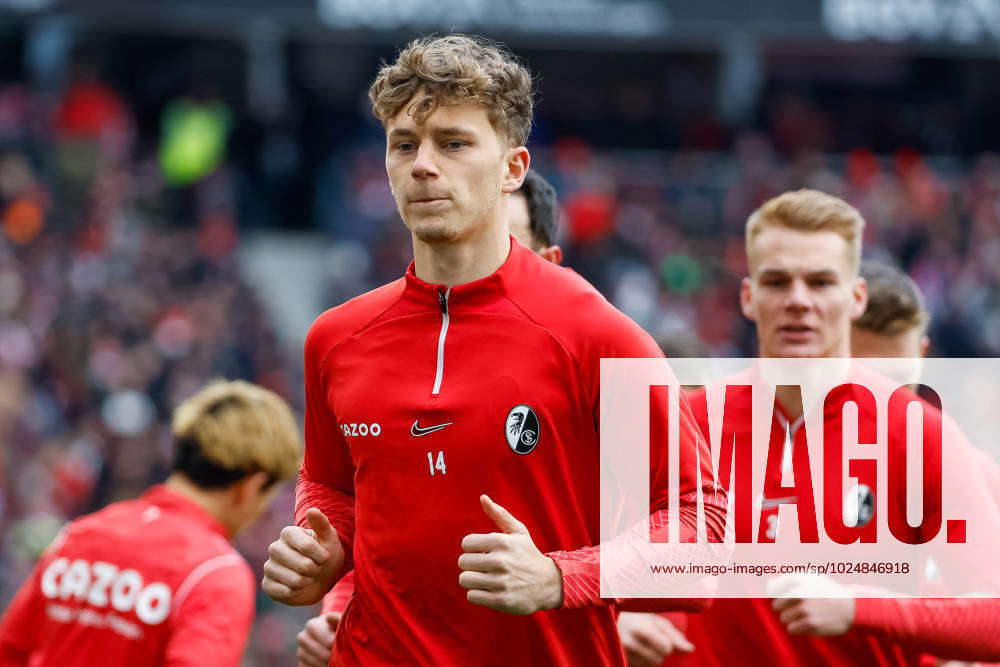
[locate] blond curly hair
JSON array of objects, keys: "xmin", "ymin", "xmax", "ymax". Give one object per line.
[{"xmin": 369, "ymin": 34, "xmax": 534, "ymax": 146}]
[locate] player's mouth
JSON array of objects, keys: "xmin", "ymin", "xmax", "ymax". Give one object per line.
[
  {"xmin": 777, "ymin": 324, "xmax": 817, "ymax": 342},
  {"xmin": 410, "ymin": 197, "xmax": 450, "ymax": 205}
]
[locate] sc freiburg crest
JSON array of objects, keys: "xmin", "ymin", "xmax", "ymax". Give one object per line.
[
  {"xmin": 844, "ymin": 483, "xmax": 875, "ymax": 528},
  {"xmin": 505, "ymin": 404, "xmax": 540, "ymax": 454}
]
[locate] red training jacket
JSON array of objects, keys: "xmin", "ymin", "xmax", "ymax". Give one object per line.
[
  {"xmin": 0, "ymin": 485, "xmax": 255, "ymax": 667},
  {"xmin": 298, "ymin": 238, "xmax": 725, "ymax": 666}
]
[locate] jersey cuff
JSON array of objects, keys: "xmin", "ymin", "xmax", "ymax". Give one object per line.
[
  {"xmin": 851, "ymin": 597, "xmax": 888, "ymax": 631},
  {"xmin": 547, "ymin": 551, "xmax": 603, "ymax": 609}
]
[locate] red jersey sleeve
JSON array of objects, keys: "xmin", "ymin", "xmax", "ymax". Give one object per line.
[
  {"xmin": 545, "ymin": 309, "xmax": 726, "ymax": 609},
  {"xmin": 851, "ymin": 393, "xmax": 1000, "ymax": 661},
  {"xmin": 164, "ymin": 556, "xmax": 255, "ymax": 667},
  {"xmin": 853, "ymin": 597, "xmax": 1000, "ymax": 661},
  {"xmin": 296, "ymin": 317, "xmax": 357, "ymax": 576},
  {"xmin": 0, "ymin": 557, "xmax": 47, "ymax": 665},
  {"xmin": 321, "ymin": 570, "xmax": 355, "ymax": 615},
  {"xmin": 928, "ymin": 413, "xmax": 1000, "ymax": 589}
]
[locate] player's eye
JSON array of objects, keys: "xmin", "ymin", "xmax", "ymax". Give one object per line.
[
  {"xmin": 810, "ymin": 279, "xmax": 834, "ymax": 288},
  {"xmin": 443, "ymin": 140, "xmax": 465, "ymax": 150},
  {"xmin": 395, "ymin": 142, "xmax": 416, "ymax": 152}
]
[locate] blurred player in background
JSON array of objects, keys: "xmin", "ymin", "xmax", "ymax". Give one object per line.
[
  {"xmin": 851, "ymin": 259, "xmax": 930, "ymax": 360},
  {"xmin": 851, "ymin": 259, "xmax": 1000, "ymax": 509},
  {"xmin": 623, "ymin": 257, "xmax": 944, "ymax": 667},
  {"xmin": 673, "ymin": 189, "xmax": 1000, "ymax": 666},
  {"xmin": 262, "ymin": 34, "xmax": 722, "ymax": 666},
  {"xmin": 0, "ymin": 380, "xmax": 302, "ymax": 667},
  {"xmin": 294, "ymin": 169, "xmax": 563, "ymax": 667},
  {"xmin": 507, "ymin": 169, "xmax": 563, "ymax": 264},
  {"xmin": 853, "ymin": 260, "xmax": 1000, "ymax": 667}
]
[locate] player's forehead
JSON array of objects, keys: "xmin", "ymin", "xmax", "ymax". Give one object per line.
[
  {"xmin": 750, "ymin": 226, "xmax": 852, "ymax": 278},
  {"xmin": 385, "ymin": 101, "xmax": 495, "ymax": 140}
]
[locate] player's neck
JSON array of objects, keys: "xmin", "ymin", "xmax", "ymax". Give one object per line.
[
  {"xmin": 762, "ymin": 342, "xmax": 851, "ymax": 422},
  {"xmin": 774, "ymin": 385, "xmax": 805, "ymax": 422},
  {"xmin": 412, "ymin": 219, "xmax": 511, "ymax": 286},
  {"xmin": 165, "ymin": 473, "xmax": 237, "ymax": 538}
]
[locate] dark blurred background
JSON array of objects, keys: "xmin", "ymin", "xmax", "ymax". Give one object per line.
[{"xmin": 2, "ymin": 0, "xmax": 1000, "ymax": 664}]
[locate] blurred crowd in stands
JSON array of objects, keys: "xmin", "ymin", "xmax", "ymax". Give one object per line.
[
  {"xmin": 0, "ymin": 70, "xmax": 310, "ymax": 665},
  {"xmin": 333, "ymin": 134, "xmax": 1000, "ymax": 359},
  {"xmin": 2, "ymin": 55, "xmax": 1000, "ymax": 664}
]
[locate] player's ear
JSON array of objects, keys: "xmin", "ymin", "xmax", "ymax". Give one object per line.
[
  {"xmin": 850, "ymin": 276, "xmax": 868, "ymax": 321},
  {"xmin": 233, "ymin": 471, "xmax": 270, "ymax": 505},
  {"xmin": 501, "ymin": 146, "xmax": 530, "ymax": 194},
  {"xmin": 739, "ymin": 276, "xmax": 755, "ymax": 320},
  {"xmin": 538, "ymin": 245, "xmax": 563, "ymax": 265}
]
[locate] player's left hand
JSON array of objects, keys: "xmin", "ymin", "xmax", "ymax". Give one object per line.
[
  {"xmin": 768, "ymin": 573, "xmax": 856, "ymax": 636},
  {"xmin": 458, "ymin": 494, "xmax": 563, "ymax": 615},
  {"xmin": 296, "ymin": 611, "xmax": 341, "ymax": 667}
]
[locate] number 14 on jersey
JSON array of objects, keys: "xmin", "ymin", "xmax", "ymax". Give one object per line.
[{"xmin": 427, "ymin": 451, "xmax": 446, "ymax": 476}]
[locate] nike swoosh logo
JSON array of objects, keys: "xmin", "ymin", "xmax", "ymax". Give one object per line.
[{"xmin": 410, "ymin": 419, "xmax": 454, "ymax": 437}]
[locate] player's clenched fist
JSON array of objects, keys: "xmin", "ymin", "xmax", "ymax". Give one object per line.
[
  {"xmin": 296, "ymin": 611, "xmax": 341, "ymax": 667},
  {"xmin": 262, "ymin": 507, "xmax": 344, "ymax": 606},
  {"xmin": 617, "ymin": 612, "xmax": 694, "ymax": 667},
  {"xmin": 458, "ymin": 494, "xmax": 563, "ymax": 615}
]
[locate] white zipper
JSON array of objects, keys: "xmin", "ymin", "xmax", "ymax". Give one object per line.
[
  {"xmin": 774, "ymin": 412, "xmax": 804, "ymax": 480},
  {"xmin": 432, "ymin": 287, "xmax": 451, "ymax": 395}
]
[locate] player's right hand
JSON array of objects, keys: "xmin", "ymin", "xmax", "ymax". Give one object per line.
[
  {"xmin": 617, "ymin": 611, "xmax": 694, "ymax": 667},
  {"xmin": 262, "ymin": 507, "xmax": 344, "ymax": 606},
  {"xmin": 296, "ymin": 611, "xmax": 341, "ymax": 667}
]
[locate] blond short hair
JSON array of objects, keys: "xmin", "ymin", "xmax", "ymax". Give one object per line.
[
  {"xmin": 746, "ymin": 189, "xmax": 865, "ymax": 274},
  {"xmin": 368, "ymin": 34, "xmax": 534, "ymax": 146},
  {"xmin": 172, "ymin": 380, "xmax": 301, "ymax": 487}
]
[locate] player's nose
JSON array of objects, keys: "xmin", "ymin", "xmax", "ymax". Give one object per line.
[
  {"xmin": 784, "ymin": 279, "xmax": 813, "ymax": 309},
  {"xmin": 411, "ymin": 143, "xmax": 440, "ymax": 180}
]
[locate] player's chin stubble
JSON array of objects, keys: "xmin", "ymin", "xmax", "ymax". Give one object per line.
[{"xmin": 408, "ymin": 217, "xmax": 460, "ymax": 244}]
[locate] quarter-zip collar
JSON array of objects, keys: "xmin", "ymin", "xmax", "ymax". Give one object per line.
[
  {"xmin": 400, "ymin": 236, "xmax": 533, "ymax": 397},
  {"xmin": 401, "ymin": 235, "xmax": 529, "ymax": 313}
]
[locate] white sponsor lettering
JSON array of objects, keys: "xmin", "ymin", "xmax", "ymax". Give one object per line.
[
  {"xmin": 135, "ymin": 582, "xmax": 171, "ymax": 625},
  {"xmin": 46, "ymin": 604, "xmax": 144, "ymax": 640},
  {"xmin": 60, "ymin": 559, "xmax": 91, "ymax": 601},
  {"xmin": 86, "ymin": 561, "xmax": 117, "ymax": 607},
  {"xmin": 46, "ymin": 603, "xmax": 74, "ymax": 623},
  {"xmin": 340, "ymin": 422, "xmax": 381, "ymax": 437},
  {"xmin": 41, "ymin": 557, "xmax": 67, "ymax": 598},
  {"xmin": 40, "ymin": 558, "xmax": 171, "ymax": 626},
  {"xmin": 110, "ymin": 569, "xmax": 143, "ymax": 613},
  {"xmin": 106, "ymin": 613, "xmax": 143, "ymax": 639}
]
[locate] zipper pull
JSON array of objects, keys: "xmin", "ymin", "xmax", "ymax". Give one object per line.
[{"xmin": 438, "ymin": 289, "xmax": 449, "ymax": 314}]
